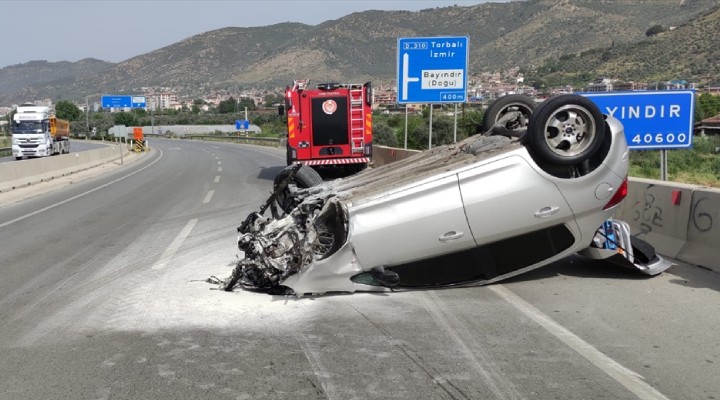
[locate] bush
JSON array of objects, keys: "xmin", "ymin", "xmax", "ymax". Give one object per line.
[
  {"xmin": 629, "ymin": 136, "xmax": 720, "ymax": 187},
  {"xmin": 645, "ymin": 24, "xmax": 666, "ymax": 37},
  {"xmin": 372, "ymin": 121, "xmax": 399, "ymax": 147}
]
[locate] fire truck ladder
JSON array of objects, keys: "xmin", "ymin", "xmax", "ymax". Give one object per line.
[{"xmin": 349, "ymin": 84, "xmax": 366, "ymax": 153}]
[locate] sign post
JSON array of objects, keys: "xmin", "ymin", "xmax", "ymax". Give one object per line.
[{"xmin": 582, "ymin": 90, "xmax": 695, "ymax": 181}]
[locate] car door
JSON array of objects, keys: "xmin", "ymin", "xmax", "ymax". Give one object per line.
[
  {"xmin": 457, "ymin": 155, "xmax": 577, "ymax": 268},
  {"xmin": 349, "ymin": 174, "xmax": 476, "ymax": 269}
]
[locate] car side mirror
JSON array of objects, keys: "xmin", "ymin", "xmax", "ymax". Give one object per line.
[{"xmin": 278, "ymin": 105, "xmax": 285, "ymax": 116}]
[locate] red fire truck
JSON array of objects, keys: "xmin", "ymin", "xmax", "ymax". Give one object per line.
[{"xmin": 281, "ymin": 80, "xmax": 373, "ymax": 174}]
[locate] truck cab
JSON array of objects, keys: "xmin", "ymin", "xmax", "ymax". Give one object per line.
[{"xmin": 11, "ymin": 104, "xmax": 70, "ymax": 159}]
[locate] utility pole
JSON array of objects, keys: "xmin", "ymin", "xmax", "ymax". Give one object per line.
[{"xmin": 86, "ymin": 96, "xmax": 89, "ymax": 134}]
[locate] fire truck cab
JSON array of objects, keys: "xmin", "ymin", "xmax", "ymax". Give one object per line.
[{"xmin": 281, "ymin": 80, "xmax": 373, "ymax": 174}]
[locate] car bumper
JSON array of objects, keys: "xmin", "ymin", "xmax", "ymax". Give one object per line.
[{"xmin": 579, "ymin": 219, "xmax": 673, "ymax": 276}]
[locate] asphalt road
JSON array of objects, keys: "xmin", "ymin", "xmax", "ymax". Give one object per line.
[
  {"xmin": 0, "ymin": 139, "xmax": 108, "ymax": 163},
  {"xmin": 0, "ymin": 138, "xmax": 718, "ymax": 400}
]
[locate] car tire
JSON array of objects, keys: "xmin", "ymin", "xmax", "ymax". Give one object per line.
[
  {"xmin": 271, "ymin": 164, "xmax": 323, "ymax": 218},
  {"xmin": 480, "ymin": 94, "xmax": 535, "ymax": 137},
  {"xmin": 525, "ymin": 94, "xmax": 606, "ymax": 166},
  {"xmin": 312, "ymin": 202, "xmax": 346, "ymax": 260}
]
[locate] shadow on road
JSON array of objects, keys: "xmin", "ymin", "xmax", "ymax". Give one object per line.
[
  {"xmin": 502, "ymin": 255, "xmax": 655, "ymax": 284},
  {"xmin": 664, "ymin": 263, "xmax": 720, "ymax": 293},
  {"xmin": 504, "ymin": 254, "xmax": 720, "ymax": 293},
  {"xmin": 256, "ymin": 165, "xmax": 286, "ymax": 182}
]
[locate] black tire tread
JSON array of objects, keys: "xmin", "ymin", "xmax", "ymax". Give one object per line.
[{"xmin": 480, "ymin": 94, "xmax": 535, "ymax": 137}]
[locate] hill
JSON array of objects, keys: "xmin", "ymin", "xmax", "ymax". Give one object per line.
[
  {"xmin": 0, "ymin": 0, "xmax": 717, "ymax": 104},
  {"xmin": 527, "ymin": 5, "xmax": 720, "ymax": 87}
]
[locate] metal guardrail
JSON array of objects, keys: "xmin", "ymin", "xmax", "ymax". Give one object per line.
[{"xmin": 183, "ymin": 135, "xmax": 283, "ymax": 147}]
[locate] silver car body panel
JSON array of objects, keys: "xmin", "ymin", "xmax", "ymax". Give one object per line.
[{"xmin": 233, "ymin": 114, "xmax": 667, "ymax": 296}]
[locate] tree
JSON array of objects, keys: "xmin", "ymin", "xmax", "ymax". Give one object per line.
[
  {"xmin": 55, "ymin": 100, "xmax": 82, "ymax": 121},
  {"xmin": 264, "ymin": 93, "xmax": 284, "ymax": 108},
  {"xmin": 696, "ymin": 93, "xmax": 720, "ymax": 121},
  {"xmin": 372, "ymin": 121, "xmax": 399, "ymax": 147},
  {"xmin": 218, "ymin": 97, "xmax": 237, "ymax": 114},
  {"xmin": 7, "ymin": 109, "xmax": 17, "ymax": 126},
  {"xmin": 238, "ymin": 97, "xmax": 256, "ymax": 111},
  {"xmin": 113, "ymin": 112, "xmax": 137, "ymax": 127},
  {"xmin": 645, "ymin": 25, "xmax": 666, "ymax": 37},
  {"xmin": 190, "ymin": 99, "xmax": 205, "ymax": 114}
]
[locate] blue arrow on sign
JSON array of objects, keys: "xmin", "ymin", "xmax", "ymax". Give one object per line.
[
  {"xmin": 235, "ymin": 120, "xmax": 249, "ymax": 130},
  {"xmin": 581, "ymin": 90, "xmax": 695, "ymax": 150}
]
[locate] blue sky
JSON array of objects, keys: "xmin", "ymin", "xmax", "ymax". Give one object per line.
[{"xmin": 0, "ymin": 0, "xmax": 512, "ymax": 68}]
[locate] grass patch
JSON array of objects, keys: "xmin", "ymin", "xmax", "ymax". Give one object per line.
[{"xmin": 629, "ymin": 136, "xmax": 720, "ymax": 188}]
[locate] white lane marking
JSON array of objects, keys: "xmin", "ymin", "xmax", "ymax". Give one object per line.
[
  {"xmin": 490, "ymin": 285, "xmax": 671, "ymax": 400},
  {"xmin": 202, "ymin": 190, "xmax": 215, "ymax": 204},
  {"xmin": 217, "ymin": 160, "xmax": 222, "ymax": 165},
  {"xmin": 151, "ymin": 219, "xmax": 198, "ymax": 270},
  {"xmin": 218, "ymin": 167, "xmax": 222, "ymax": 172},
  {"xmin": 298, "ymin": 333, "xmax": 337, "ymax": 400},
  {"xmin": 214, "ymin": 176, "xmax": 220, "ymax": 183},
  {"xmin": 0, "ymin": 149, "xmax": 164, "ymax": 229},
  {"xmin": 423, "ymin": 291, "xmax": 523, "ymax": 399}
]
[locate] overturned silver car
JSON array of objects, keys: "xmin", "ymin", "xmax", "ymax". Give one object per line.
[{"xmin": 223, "ymin": 94, "xmax": 671, "ymax": 296}]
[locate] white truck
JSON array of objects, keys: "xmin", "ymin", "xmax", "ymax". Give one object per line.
[{"xmin": 11, "ymin": 103, "xmax": 70, "ymax": 160}]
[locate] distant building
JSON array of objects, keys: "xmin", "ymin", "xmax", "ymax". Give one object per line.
[
  {"xmin": 374, "ymin": 90, "xmax": 397, "ymax": 106},
  {"xmin": 695, "ymin": 115, "xmax": 720, "ymax": 136}
]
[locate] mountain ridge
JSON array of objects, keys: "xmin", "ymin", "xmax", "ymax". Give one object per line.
[{"xmin": 0, "ymin": 0, "xmax": 717, "ymax": 105}]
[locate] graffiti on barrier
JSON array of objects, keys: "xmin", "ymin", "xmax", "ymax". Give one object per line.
[
  {"xmin": 690, "ymin": 197, "xmax": 713, "ymax": 233},
  {"xmin": 632, "ymin": 187, "xmax": 663, "ymax": 236}
]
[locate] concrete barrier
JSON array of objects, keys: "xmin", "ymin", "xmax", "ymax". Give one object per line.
[
  {"xmin": 677, "ymin": 187, "xmax": 720, "ymax": 269},
  {"xmin": 371, "ymin": 145, "xmax": 421, "ymax": 167},
  {"xmin": 0, "ymin": 143, "xmax": 130, "ymax": 193},
  {"xmin": 615, "ymin": 179, "xmax": 720, "ymax": 272},
  {"xmin": 613, "ymin": 178, "xmax": 695, "ymax": 259},
  {"xmin": 373, "ymin": 144, "xmax": 720, "ymax": 272}
]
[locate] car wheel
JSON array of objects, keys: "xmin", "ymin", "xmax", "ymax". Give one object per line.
[
  {"xmin": 525, "ymin": 94, "xmax": 605, "ymax": 166},
  {"xmin": 312, "ymin": 202, "xmax": 346, "ymax": 260},
  {"xmin": 480, "ymin": 94, "xmax": 535, "ymax": 137},
  {"xmin": 271, "ymin": 164, "xmax": 323, "ymax": 218}
]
